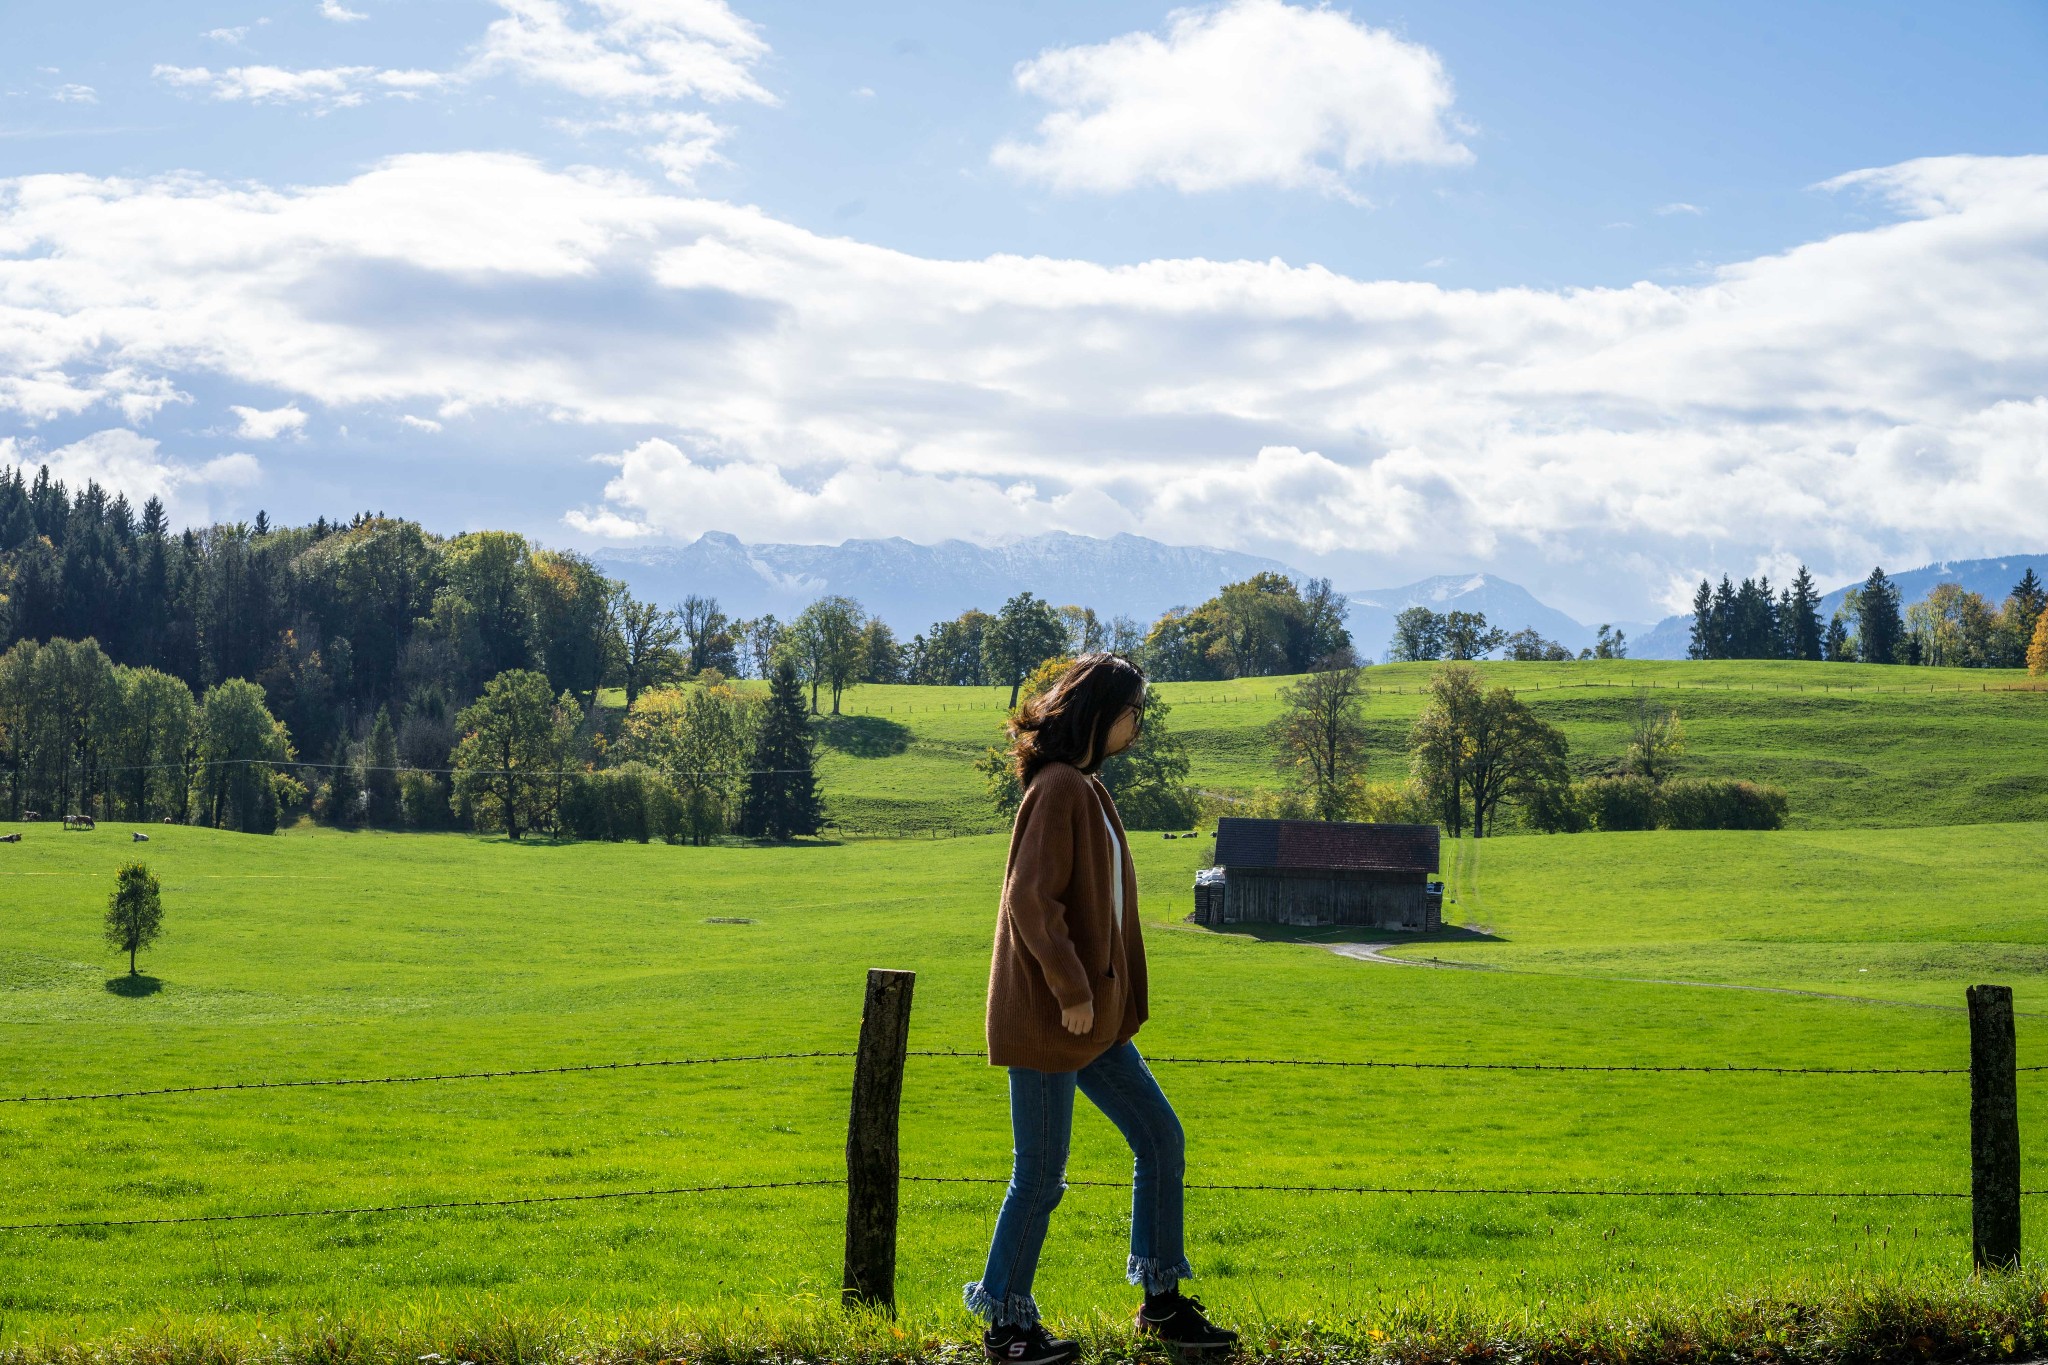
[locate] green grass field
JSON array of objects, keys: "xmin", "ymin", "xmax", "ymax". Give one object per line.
[
  {"xmin": 804, "ymin": 660, "xmax": 2048, "ymax": 834},
  {"xmin": 4, "ymin": 661, "xmax": 2047, "ymax": 1363}
]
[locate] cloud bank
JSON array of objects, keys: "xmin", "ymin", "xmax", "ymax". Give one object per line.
[{"xmin": 0, "ymin": 151, "xmax": 2044, "ymax": 611}]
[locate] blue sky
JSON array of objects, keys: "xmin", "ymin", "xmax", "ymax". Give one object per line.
[{"xmin": 3, "ymin": 0, "xmax": 2046, "ymax": 621}]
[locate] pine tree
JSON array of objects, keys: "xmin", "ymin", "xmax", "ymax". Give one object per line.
[
  {"xmin": 1687, "ymin": 580, "xmax": 1714, "ymax": 660},
  {"xmin": 324, "ymin": 737, "xmax": 361, "ymax": 826},
  {"xmin": 364, "ymin": 708, "xmax": 401, "ymax": 826},
  {"xmin": 1711, "ymin": 577, "xmax": 1737, "ymax": 659},
  {"xmin": 2014, "ymin": 568, "xmax": 2046, "ymax": 617},
  {"xmin": 1857, "ymin": 567, "xmax": 1904, "ymax": 664},
  {"xmin": 1824, "ymin": 617, "xmax": 1850, "ymax": 661},
  {"xmin": 1786, "ymin": 566, "xmax": 1824, "ymax": 661},
  {"xmin": 739, "ymin": 660, "xmax": 823, "ymax": 840}
]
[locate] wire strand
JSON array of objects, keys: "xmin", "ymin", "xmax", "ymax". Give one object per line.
[
  {"xmin": 901, "ymin": 1175, "xmax": 1977, "ymax": 1199},
  {"xmin": 907, "ymin": 1049, "xmax": 1984, "ymax": 1076},
  {"xmin": 3, "ymin": 1051, "xmax": 857, "ymax": 1105},
  {"xmin": 0, "ymin": 1179, "xmax": 841, "ymax": 1233},
  {"xmin": 13, "ymin": 1047, "xmax": 2008, "ymax": 1104}
]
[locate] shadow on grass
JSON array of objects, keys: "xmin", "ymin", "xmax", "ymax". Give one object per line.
[
  {"xmin": 104, "ymin": 973, "xmax": 164, "ymax": 997},
  {"xmin": 1196, "ymin": 921, "xmax": 1509, "ymax": 946},
  {"xmin": 813, "ymin": 714, "xmax": 912, "ymax": 758}
]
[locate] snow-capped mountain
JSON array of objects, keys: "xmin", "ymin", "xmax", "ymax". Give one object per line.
[{"xmin": 1343, "ymin": 573, "xmax": 1627, "ymax": 658}]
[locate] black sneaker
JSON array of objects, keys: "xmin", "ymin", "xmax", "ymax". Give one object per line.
[
  {"xmin": 983, "ymin": 1322, "xmax": 1081, "ymax": 1365},
  {"xmin": 1135, "ymin": 1291, "xmax": 1238, "ymax": 1350}
]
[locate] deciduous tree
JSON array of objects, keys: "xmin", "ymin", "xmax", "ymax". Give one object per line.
[
  {"xmin": 984, "ymin": 591, "xmax": 1067, "ymax": 708},
  {"xmin": 606, "ymin": 589, "xmax": 682, "ymax": 707},
  {"xmin": 451, "ymin": 669, "xmax": 576, "ymax": 840},
  {"xmin": 197, "ymin": 677, "xmax": 291, "ymax": 834},
  {"xmin": 1622, "ymin": 694, "xmax": 1685, "ymax": 783},
  {"xmin": 1389, "ymin": 606, "xmax": 1447, "ymax": 663},
  {"xmin": 1270, "ymin": 658, "xmax": 1371, "ymax": 821},
  {"xmin": 105, "ymin": 860, "xmax": 163, "ymax": 978}
]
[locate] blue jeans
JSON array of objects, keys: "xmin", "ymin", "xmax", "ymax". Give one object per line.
[{"xmin": 963, "ymin": 1041, "xmax": 1191, "ymax": 1328}]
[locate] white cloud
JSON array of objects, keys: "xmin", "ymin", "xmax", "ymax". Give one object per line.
[
  {"xmin": 560, "ymin": 108, "xmax": 728, "ymax": 184},
  {"xmin": 399, "ymin": 414, "xmax": 443, "ymax": 432},
  {"xmin": 52, "ymin": 84, "xmax": 97, "ymax": 104},
  {"xmin": 319, "ymin": 0, "xmax": 369, "ymax": 20},
  {"xmin": 992, "ymin": 0, "xmax": 1470, "ymax": 197},
  {"xmin": 1657, "ymin": 201, "xmax": 1704, "ymax": 215},
  {"xmin": 472, "ymin": 0, "xmax": 774, "ymax": 106},
  {"xmin": 158, "ymin": 2, "xmax": 768, "ymax": 168},
  {"xmin": 229, "ymin": 403, "xmax": 308, "ymax": 438},
  {"xmin": 154, "ymin": 64, "xmax": 447, "ymax": 110},
  {"xmin": 204, "ymin": 26, "xmax": 251, "ymax": 43},
  {"xmin": 2, "ymin": 151, "xmax": 2045, "ymax": 608},
  {"xmin": 9, "ymin": 429, "xmax": 260, "ymax": 527}
]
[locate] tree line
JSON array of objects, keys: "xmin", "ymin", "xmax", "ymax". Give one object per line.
[
  {"xmin": 1256, "ymin": 660, "xmax": 1783, "ymax": 838},
  {"xmin": 1687, "ymin": 564, "xmax": 2047, "ymax": 668},
  {"xmin": 1386, "ymin": 607, "xmax": 1627, "ymax": 663}
]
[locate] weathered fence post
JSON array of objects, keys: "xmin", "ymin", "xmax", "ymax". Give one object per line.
[
  {"xmin": 843, "ymin": 968, "xmax": 916, "ymax": 1309},
  {"xmin": 1968, "ymin": 983, "xmax": 2021, "ymax": 1270}
]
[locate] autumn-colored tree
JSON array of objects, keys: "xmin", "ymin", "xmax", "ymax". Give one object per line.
[{"xmin": 2030, "ymin": 609, "xmax": 2048, "ymax": 677}]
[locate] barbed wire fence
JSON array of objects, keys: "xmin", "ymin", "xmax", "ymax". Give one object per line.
[{"xmin": 1, "ymin": 973, "xmax": 2032, "ymax": 1303}]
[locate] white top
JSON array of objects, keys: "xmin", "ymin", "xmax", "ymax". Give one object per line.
[{"xmin": 1101, "ymin": 805, "xmax": 1125, "ymax": 929}]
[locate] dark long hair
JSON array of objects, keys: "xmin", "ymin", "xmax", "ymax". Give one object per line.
[{"xmin": 1009, "ymin": 653, "xmax": 1147, "ymax": 786}]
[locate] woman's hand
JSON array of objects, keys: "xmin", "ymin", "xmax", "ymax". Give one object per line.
[{"xmin": 1060, "ymin": 1000, "xmax": 1095, "ymax": 1035}]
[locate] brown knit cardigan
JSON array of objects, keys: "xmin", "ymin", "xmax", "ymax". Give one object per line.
[{"xmin": 984, "ymin": 760, "xmax": 1148, "ymax": 1071}]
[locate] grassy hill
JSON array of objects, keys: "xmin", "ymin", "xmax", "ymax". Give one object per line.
[
  {"xmin": 3, "ymin": 817, "xmax": 2047, "ymax": 1346},
  {"xmin": 800, "ymin": 660, "xmax": 2048, "ymax": 834},
  {"xmin": 4, "ymin": 658, "xmax": 2047, "ymax": 1362}
]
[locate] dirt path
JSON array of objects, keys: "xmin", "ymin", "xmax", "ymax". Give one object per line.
[{"xmin": 1318, "ymin": 941, "xmax": 1492, "ymax": 970}]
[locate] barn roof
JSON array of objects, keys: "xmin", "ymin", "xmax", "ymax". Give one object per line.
[{"xmin": 1212, "ymin": 817, "xmax": 1440, "ymax": 875}]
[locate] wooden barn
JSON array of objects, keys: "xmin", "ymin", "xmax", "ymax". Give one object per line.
[{"xmin": 1191, "ymin": 817, "xmax": 1442, "ymax": 931}]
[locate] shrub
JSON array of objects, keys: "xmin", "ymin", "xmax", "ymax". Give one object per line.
[
  {"xmin": 1659, "ymin": 777, "xmax": 1789, "ymax": 830},
  {"xmin": 1524, "ymin": 779, "xmax": 1592, "ymax": 833},
  {"xmin": 562, "ymin": 765, "xmax": 679, "ymax": 843},
  {"xmin": 1355, "ymin": 779, "xmax": 1435, "ymax": 825},
  {"xmin": 1579, "ymin": 775, "xmax": 1660, "ymax": 831},
  {"xmin": 398, "ymin": 770, "xmax": 454, "ymax": 830}
]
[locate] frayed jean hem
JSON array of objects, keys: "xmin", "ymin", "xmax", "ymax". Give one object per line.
[
  {"xmin": 964, "ymin": 1281, "xmax": 1040, "ymax": 1329},
  {"xmin": 1126, "ymin": 1254, "xmax": 1194, "ymax": 1296}
]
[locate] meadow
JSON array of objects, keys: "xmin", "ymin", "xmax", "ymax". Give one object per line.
[
  {"xmin": 810, "ymin": 659, "xmax": 2048, "ymax": 834},
  {"xmin": 3, "ymin": 660, "xmax": 2047, "ymax": 1363}
]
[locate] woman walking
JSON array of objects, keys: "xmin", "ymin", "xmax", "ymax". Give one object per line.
[{"xmin": 964, "ymin": 654, "xmax": 1238, "ymax": 1364}]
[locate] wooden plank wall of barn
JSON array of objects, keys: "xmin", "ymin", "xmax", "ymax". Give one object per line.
[{"xmin": 1219, "ymin": 869, "xmax": 1427, "ymax": 929}]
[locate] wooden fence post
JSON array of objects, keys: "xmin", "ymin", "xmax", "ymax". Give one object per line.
[
  {"xmin": 843, "ymin": 968, "xmax": 916, "ymax": 1309},
  {"xmin": 1968, "ymin": 983, "xmax": 2021, "ymax": 1270}
]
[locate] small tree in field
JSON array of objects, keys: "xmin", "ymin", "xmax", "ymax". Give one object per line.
[
  {"xmin": 2031, "ymin": 611, "xmax": 2048, "ymax": 678},
  {"xmin": 1622, "ymin": 693, "xmax": 1686, "ymax": 783},
  {"xmin": 105, "ymin": 861, "xmax": 163, "ymax": 977}
]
